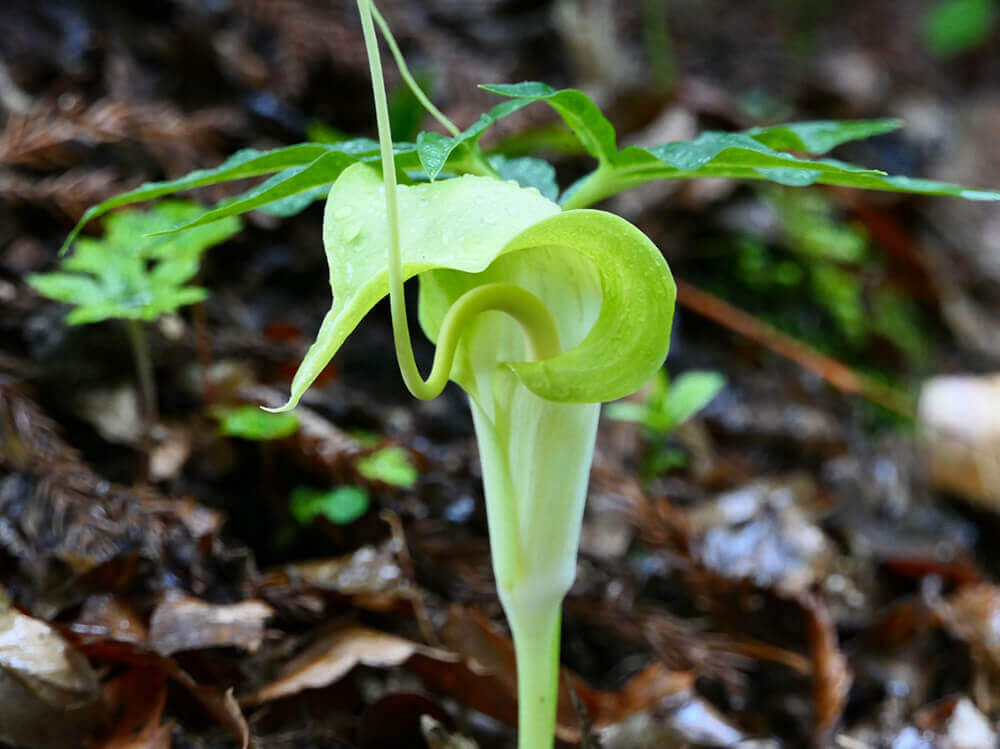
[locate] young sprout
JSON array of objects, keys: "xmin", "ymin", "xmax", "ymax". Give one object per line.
[{"xmin": 31, "ymin": 202, "xmax": 239, "ymax": 477}]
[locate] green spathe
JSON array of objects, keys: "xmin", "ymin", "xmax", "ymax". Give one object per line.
[{"xmin": 272, "ymin": 162, "xmax": 676, "ymax": 411}]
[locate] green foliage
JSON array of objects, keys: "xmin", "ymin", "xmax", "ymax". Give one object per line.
[
  {"xmin": 744, "ymin": 119, "xmax": 902, "ymax": 154},
  {"xmin": 32, "ymin": 201, "xmax": 239, "ymax": 324},
  {"xmin": 769, "ymin": 189, "xmax": 928, "ymax": 361},
  {"xmin": 480, "ymin": 83, "xmax": 619, "ymax": 164},
  {"xmin": 356, "ymin": 446, "xmax": 418, "ymax": 488},
  {"xmin": 479, "ymin": 82, "xmax": 1000, "ymax": 208},
  {"xmin": 606, "ymin": 369, "xmax": 725, "ymax": 434},
  {"xmin": 214, "ymin": 405, "xmax": 300, "ymax": 440},
  {"xmin": 771, "ymin": 188, "xmax": 868, "ymax": 263},
  {"xmin": 923, "ymin": 0, "xmax": 997, "ymax": 57},
  {"xmin": 488, "ymin": 155, "xmax": 560, "ymax": 201},
  {"xmin": 290, "ymin": 485, "xmax": 370, "ymax": 524},
  {"xmin": 63, "ymin": 81, "xmax": 1000, "ymax": 257},
  {"xmin": 415, "ymin": 99, "xmax": 530, "ymax": 180}
]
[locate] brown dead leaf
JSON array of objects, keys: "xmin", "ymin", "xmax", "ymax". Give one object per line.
[
  {"xmin": 242, "ymin": 625, "xmax": 451, "ymax": 706},
  {"xmin": 598, "ymin": 695, "xmax": 752, "ymax": 748},
  {"xmin": 257, "ymin": 540, "xmax": 412, "ymax": 615},
  {"xmin": 800, "ymin": 594, "xmax": 851, "ymax": 742},
  {"xmin": 438, "ymin": 606, "xmax": 694, "ymax": 742},
  {"xmin": 73, "ymin": 594, "xmax": 148, "ymax": 643},
  {"xmin": 244, "ymin": 616, "xmax": 690, "ymax": 743},
  {"xmin": 358, "ymin": 692, "xmax": 454, "ymax": 748},
  {"xmin": 933, "ymin": 583, "xmax": 1000, "ymax": 712},
  {"xmin": 0, "ymin": 594, "xmax": 103, "ymax": 748},
  {"xmin": 0, "ymin": 98, "xmax": 241, "ymax": 171},
  {"xmin": 87, "ymin": 668, "xmax": 172, "ymax": 749},
  {"xmin": 149, "ymin": 592, "xmax": 273, "ymax": 656},
  {"xmin": 72, "ymin": 638, "xmax": 250, "ymax": 749},
  {"xmin": 421, "ymin": 715, "xmax": 479, "ymax": 749},
  {"xmin": 0, "ymin": 169, "xmax": 124, "ymax": 220}
]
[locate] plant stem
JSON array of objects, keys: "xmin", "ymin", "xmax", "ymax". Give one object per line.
[
  {"xmin": 125, "ymin": 319, "xmax": 156, "ymax": 478},
  {"xmin": 369, "ymin": 4, "xmax": 460, "ymax": 138},
  {"xmin": 559, "ymin": 167, "xmax": 616, "ymax": 210},
  {"xmin": 506, "ymin": 595, "xmax": 563, "ymax": 749}
]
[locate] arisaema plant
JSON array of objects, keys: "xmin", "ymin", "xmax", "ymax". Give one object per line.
[{"xmin": 60, "ymin": 2, "xmax": 1000, "ymax": 746}]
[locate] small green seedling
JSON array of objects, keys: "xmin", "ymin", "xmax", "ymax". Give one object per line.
[
  {"xmin": 356, "ymin": 446, "xmax": 418, "ymax": 488},
  {"xmin": 608, "ymin": 369, "xmax": 724, "ymax": 477},
  {"xmin": 214, "ymin": 405, "xmax": 301, "ymax": 440},
  {"xmin": 923, "ymin": 0, "xmax": 997, "ymax": 57},
  {"xmin": 607, "ymin": 369, "xmax": 725, "ymax": 434},
  {"xmin": 32, "ymin": 201, "xmax": 238, "ymax": 325},
  {"xmin": 60, "ymin": 1, "xmax": 1000, "ymax": 744},
  {"xmin": 290, "ymin": 485, "xmax": 370, "ymax": 525},
  {"xmin": 32, "ymin": 201, "xmax": 239, "ymax": 474}
]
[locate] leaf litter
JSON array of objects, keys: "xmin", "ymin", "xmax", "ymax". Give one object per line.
[{"xmin": 3, "ymin": 0, "xmax": 1000, "ymax": 747}]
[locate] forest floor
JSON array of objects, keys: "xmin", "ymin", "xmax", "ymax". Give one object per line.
[{"xmin": 2, "ymin": 1, "xmax": 1000, "ymax": 747}]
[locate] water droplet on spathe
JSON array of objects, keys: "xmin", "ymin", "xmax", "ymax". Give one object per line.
[
  {"xmin": 333, "ymin": 206, "xmax": 353, "ymax": 220},
  {"xmin": 343, "ymin": 222, "xmax": 361, "ymax": 242}
]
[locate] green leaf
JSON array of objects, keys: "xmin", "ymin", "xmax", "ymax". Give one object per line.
[
  {"xmin": 480, "ymin": 82, "xmax": 618, "ymax": 164},
  {"xmin": 637, "ymin": 132, "xmax": 885, "ymax": 173},
  {"xmin": 562, "ymin": 130, "xmax": 1000, "ymax": 207},
  {"xmin": 663, "ymin": 371, "xmax": 725, "ymax": 427},
  {"xmin": 745, "ymin": 119, "xmax": 903, "ymax": 154},
  {"xmin": 26, "ymin": 273, "xmax": 104, "ymax": 308},
  {"xmin": 60, "ymin": 144, "xmax": 338, "ymax": 253},
  {"xmin": 923, "ymin": 0, "xmax": 997, "ymax": 57},
  {"xmin": 416, "ymin": 99, "xmax": 529, "ymax": 180},
  {"xmin": 37, "ymin": 201, "xmax": 239, "ymax": 325},
  {"xmin": 290, "ymin": 486, "xmax": 370, "ymax": 525},
  {"xmin": 489, "ymin": 155, "xmax": 559, "ymax": 201},
  {"xmin": 215, "ymin": 405, "xmax": 300, "ymax": 440},
  {"xmin": 148, "ymin": 151, "xmax": 361, "ymax": 235},
  {"xmin": 606, "ymin": 369, "xmax": 724, "ymax": 433},
  {"xmin": 256, "ymin": 184, "xmax": 332, "ymax": 217},
  {"xmin": 356, "ymin": 446, "xmax": 418, "ymax": 488},
  {"xmin": 273, "ymin": 162, "xmax": 674, "ymax": 411}
]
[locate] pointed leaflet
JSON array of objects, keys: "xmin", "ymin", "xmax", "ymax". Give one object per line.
[
  {"xmin": 562, "ymin": 134, "xmax": 1000, "ymax": 206},
  {"xmin": 416, "ymin": 99, "xmax": 530, "ymax": 179},
  {"xmin": 272, "ymin": 162, "xmax": 674, "ymax": 411},
  {"xmin": 489, "ymin": 155, "xmax": 560, "ymax": 201},
  {"xmin": 59, "ymin": 140, "xmax": 424, "ymax": 252},
  {"xmin": 61, "ymin": 144, "xmax": 332, "ymax": 252},
  {"xmin": 744, "ymin": 119, "xmax": 902, "ymax": 154},
  {"xmin": 146, "ymin": 151, "xmax": 360, "ymax": 235},
  {"xmin": 479, "ymin": 82, "xmax": 618, "ymax": 164}
]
